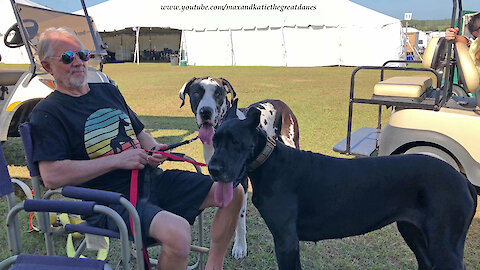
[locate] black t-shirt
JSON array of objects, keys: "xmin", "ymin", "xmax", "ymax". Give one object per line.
[{"xmin": 30, "ymin": 83, "xmax": 145, "ymax": 195}]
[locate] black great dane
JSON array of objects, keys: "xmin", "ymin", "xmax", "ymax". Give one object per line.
[
  {"xmin": 208, "ymin": 104, "xmax": 477, "ymax": 270},
  {"xmin": 179, "ymin": 77, "xmax": 300, "ymax": 259}
]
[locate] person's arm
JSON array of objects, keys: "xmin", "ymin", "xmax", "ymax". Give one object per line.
[
  {"xmin": 39, "ymin": 148, "xmax": 149, "ymax": 190},
  {"xmin": 445, "ymin": 27, "xmax": 470, "ymax": 45},
  {"xmin": 445, "ymin": 27, "xmax": 459, "ymax": 40},
  {"xmin": 137, "ymin": 130, "xmax": 168, "ymax": 168}
]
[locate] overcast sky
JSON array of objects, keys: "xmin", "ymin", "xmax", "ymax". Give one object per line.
[{"xmin": 31, "ymin": 0, "xmax": 478, "ymax": 20}]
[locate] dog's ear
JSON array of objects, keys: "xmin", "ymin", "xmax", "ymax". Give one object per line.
[
  {"xmin": 219, "ymin": 78, "xmax": 236, "ymax": 101},
  {"xmin": 245, "ymin": 107, "xmax": 261, "ymax": 128},
  {"xmin": 179, "ymin": 77, "xmax": 196, "ymax": 108},
  {"xmin": 224, "ymin": 98, "xmax": 239, "ymax": 121}
]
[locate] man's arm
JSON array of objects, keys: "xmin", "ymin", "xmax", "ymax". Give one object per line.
[
  {"xmin": 137, "ymin": 130, "xmax": 160, "ymax": 151},
  {"xmin": 39, "ymin": 148, "xmax": 149, "ymax": 190},
  {"xmin": 137, "ymin": 130, "xmax": 168, "ymax": 168}
]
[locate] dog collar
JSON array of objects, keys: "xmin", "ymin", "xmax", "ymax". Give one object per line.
[{"xmin": 247, "ymin": 136, "xmax": 276, "ymax": 172}]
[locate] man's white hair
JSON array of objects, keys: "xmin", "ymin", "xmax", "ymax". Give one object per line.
[{"xmin": 38, "ymin": 27, "xmax": 85, "ymax": 61}]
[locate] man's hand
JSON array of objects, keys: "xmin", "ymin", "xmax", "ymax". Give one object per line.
[
  {"xmin": 116, "ymin": 148, "xmax": 149, "ymax": 170},
  {"xmin": 136, "ymin": 131, "xmax": 169, "ymax": 167},
  {"xmin": 147, "ymin": 144, "xmax": 169, "ymax": 168}
]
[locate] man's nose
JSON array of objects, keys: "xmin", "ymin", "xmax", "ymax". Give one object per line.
[{"xmin": 71, "ymin": 53, "xmax": 85, "ymax": 65}]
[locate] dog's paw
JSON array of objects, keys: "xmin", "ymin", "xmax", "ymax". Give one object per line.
[{"xmin": 232, "ymin": 240, "xmax": 247, "ymax": 259}]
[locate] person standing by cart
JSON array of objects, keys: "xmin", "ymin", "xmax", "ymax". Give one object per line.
[{"xmin": 445, "ymin": 13, "xmax": 480, "ymax": 75}]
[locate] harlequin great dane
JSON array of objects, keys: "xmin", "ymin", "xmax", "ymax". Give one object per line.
[
  {"xmin": 208, "ymin": 104, "xmax": 477, "ymax": 270},
  {"xmin": 179, "ymin": 77, "xmax": 300, "ymax": 259}
]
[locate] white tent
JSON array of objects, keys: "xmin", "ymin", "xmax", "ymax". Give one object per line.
[
  {"xmin": 0, "ymin": 0, "xmax": 50, "ymax": 64},
  {"xmin": 88, "ymin": 0, "xmax": 404, "ymax": 66},
  {"xmin": 83, "ymin": 0, "xmax": 404, "ymax": 67}
]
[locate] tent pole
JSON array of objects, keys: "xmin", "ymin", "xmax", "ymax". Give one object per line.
[
  {"xmin": 405, "ymin": 21, "xmax": 408, "ymax": 60},
  {"xmin": 229, "ymin": 29, "xmax": 234, "ymax": 66},
  {"xmin": 135, "ymin": 27, "xmax": 141, "ymax": 65},
  {"xmin": 133, "ymin": 28, "xmax": 137, "ymax": 64},
  {"xmin": 281, "ymin": 26, "xmax": 287, "ymax": 67},
  {"xmin": 180, "ymin": 30, "xmax": 186, "ymax": 64}
]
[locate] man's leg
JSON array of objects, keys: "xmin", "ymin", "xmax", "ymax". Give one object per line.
[
  {"xmin": 200, "ymin": 183, "xmax": 245, "ymax": 270},
  {"xmin": 149, "ymin": 211, "xmax": 192, "ymax": 270}
]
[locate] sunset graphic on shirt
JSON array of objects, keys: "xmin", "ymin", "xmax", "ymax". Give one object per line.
[{"xmin": 84, "ymin": 108, "xmax": 140, "ymax": 159}]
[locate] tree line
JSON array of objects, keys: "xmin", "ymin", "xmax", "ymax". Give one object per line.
[{"xmin": 401, "ymin": 19, "xmax": 450, "ymax": 31}]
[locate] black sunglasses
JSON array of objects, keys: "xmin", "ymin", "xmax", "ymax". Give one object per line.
[{"xmin": 56, "ymin": 49, "xmax": 90, "ymax": 64}]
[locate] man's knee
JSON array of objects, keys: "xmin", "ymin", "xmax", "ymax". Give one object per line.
[
  {"xmin": 163, "ymin": 226, "xmax": 191, "ymax": 259},
  {"xmin": 149, "ymin": 212, "xmax": 192, "ymax": 258}
]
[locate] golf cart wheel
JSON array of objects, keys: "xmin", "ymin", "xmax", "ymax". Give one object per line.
[
  {"xmin": 405, "ymin": 146, "xmax": 460, "ymax": 171},
  {"xmin": 451, "ymin": 84, "xmax": 468, "ymax": 97}
]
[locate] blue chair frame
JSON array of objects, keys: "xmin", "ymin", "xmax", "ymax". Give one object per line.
[{"xmin": 0, "ymin": 142, "xmax": 133, "ymax": 270}]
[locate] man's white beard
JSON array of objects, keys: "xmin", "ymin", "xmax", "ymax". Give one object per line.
[
  {"xmin": 68, "ymin": 69, "xmax": 87, "ymax": 89},
  {"xmin": 69, "ymin": 76, "xmax": 87, "ymax": 88}
]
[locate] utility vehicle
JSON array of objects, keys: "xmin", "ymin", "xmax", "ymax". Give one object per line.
[{"xmin": 333, "ymin": 0, "xmax": 480, "ymax": 191}]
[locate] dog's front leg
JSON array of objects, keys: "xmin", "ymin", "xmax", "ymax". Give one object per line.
[
  {"xmin": 270, "ymin": 225, "xmax": 301, "ymax": 269},
  {"xmin": 232, "ymin": 192, "xmax": 248, "ymax": 259},
  {"xmin": 256, "ymin": 196, "xmax": 301, "ymax": 269}
]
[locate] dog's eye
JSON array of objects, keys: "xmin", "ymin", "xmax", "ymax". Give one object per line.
[
  {"xmin": 193, "ymin": 92, "xmax": 200, "ymax": 97},
  {"xmin": 214, "ymin": 90, "xmax": 221, "ymax": 97}
]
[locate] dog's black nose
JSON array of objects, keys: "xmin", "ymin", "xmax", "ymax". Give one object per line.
[
  {"xmin": 208, "ymin": 163, "xmax": 223, "ymax": 178},
  {"xmin": 199, "ymin": 107, "xmax": 213, "ymax": 121}
]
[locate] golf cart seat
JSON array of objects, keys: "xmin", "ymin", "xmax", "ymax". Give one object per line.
[
  {"xmin": 455, "ymin": 41, "xmax": 480, "ymax": 93},
  {"xmin": 422, "ymin": 37, "xmax": 447, "ymax": 70},
  {"xmin": 372, "ymin": 37, "xmax": 444, "ymax": 101},
  {"xmin": 373, "ymin": 76, "xmax": 432, "ymax": 98},
  {"xmin": 0, "ymin": 69, "xmax": 25, "ymax": 86}
]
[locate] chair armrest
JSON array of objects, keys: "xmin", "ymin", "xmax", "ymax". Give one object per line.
[
  {"xmin": 62, "ymin": 186, "xmax": 123, "ymax": 205},
  {"xmin": 65, "ymin": 223, "xmax": 121, "ymax": 239},
  {"xmin": 24, "ymin": 199, "xmax": 96, "ymax": 216}
]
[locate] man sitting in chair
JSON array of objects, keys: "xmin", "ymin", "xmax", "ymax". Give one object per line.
[{"xmin": 30, "ymin": 27, "xmax": 244, "ymax": 270}]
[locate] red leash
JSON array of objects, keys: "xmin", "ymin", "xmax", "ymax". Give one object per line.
[
  {"xmin": 130, "ymin": 169, "xmax": 152, "ymax": 270},
  {"xmin": 129, "ymin": 149, "xmax": 206, "ymax": 269},
  {"xmin": 145, "ymin": 150, "xmax": 207, "ymax": 167}
]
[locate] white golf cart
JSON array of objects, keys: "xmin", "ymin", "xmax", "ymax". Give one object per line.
[
  {"xmin": 333, "ymin": 0, "xmax": 480, "ymax": 192},
  {"xmin": 0, "ymin": 0, "xmax": 110, "ymax": 141}
]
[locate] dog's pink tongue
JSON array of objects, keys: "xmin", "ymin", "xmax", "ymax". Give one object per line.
[
  {"xmin": 214, "ymin": 182, "xmax": 233, "ymax": 207},
  {"xmin": 198, "ymin": 124, "xmax": 214, "ymax": 145}
]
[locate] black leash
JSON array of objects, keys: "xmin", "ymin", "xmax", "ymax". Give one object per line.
[{"xmin": 163, "ymin": 136, "xmax": 199, "ymax": 151}]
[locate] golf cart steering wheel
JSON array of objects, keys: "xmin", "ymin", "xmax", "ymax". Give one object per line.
[{"xmin": 4, "ymin": 19, "xmax": 39, "ymax": 48}]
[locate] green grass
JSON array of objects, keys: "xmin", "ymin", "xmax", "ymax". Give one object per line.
[{"xmin": 0, "ymin": 63, "xmax": 479, "ymax": 269}]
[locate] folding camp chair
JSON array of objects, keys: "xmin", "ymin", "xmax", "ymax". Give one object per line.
[
  {"xmin": 19, "ymin": 123, "xmax": 209, "ymax": 270},
  {"xmin": 0, "ymin": 143, "xmax": 134, "ymax": 270}
]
